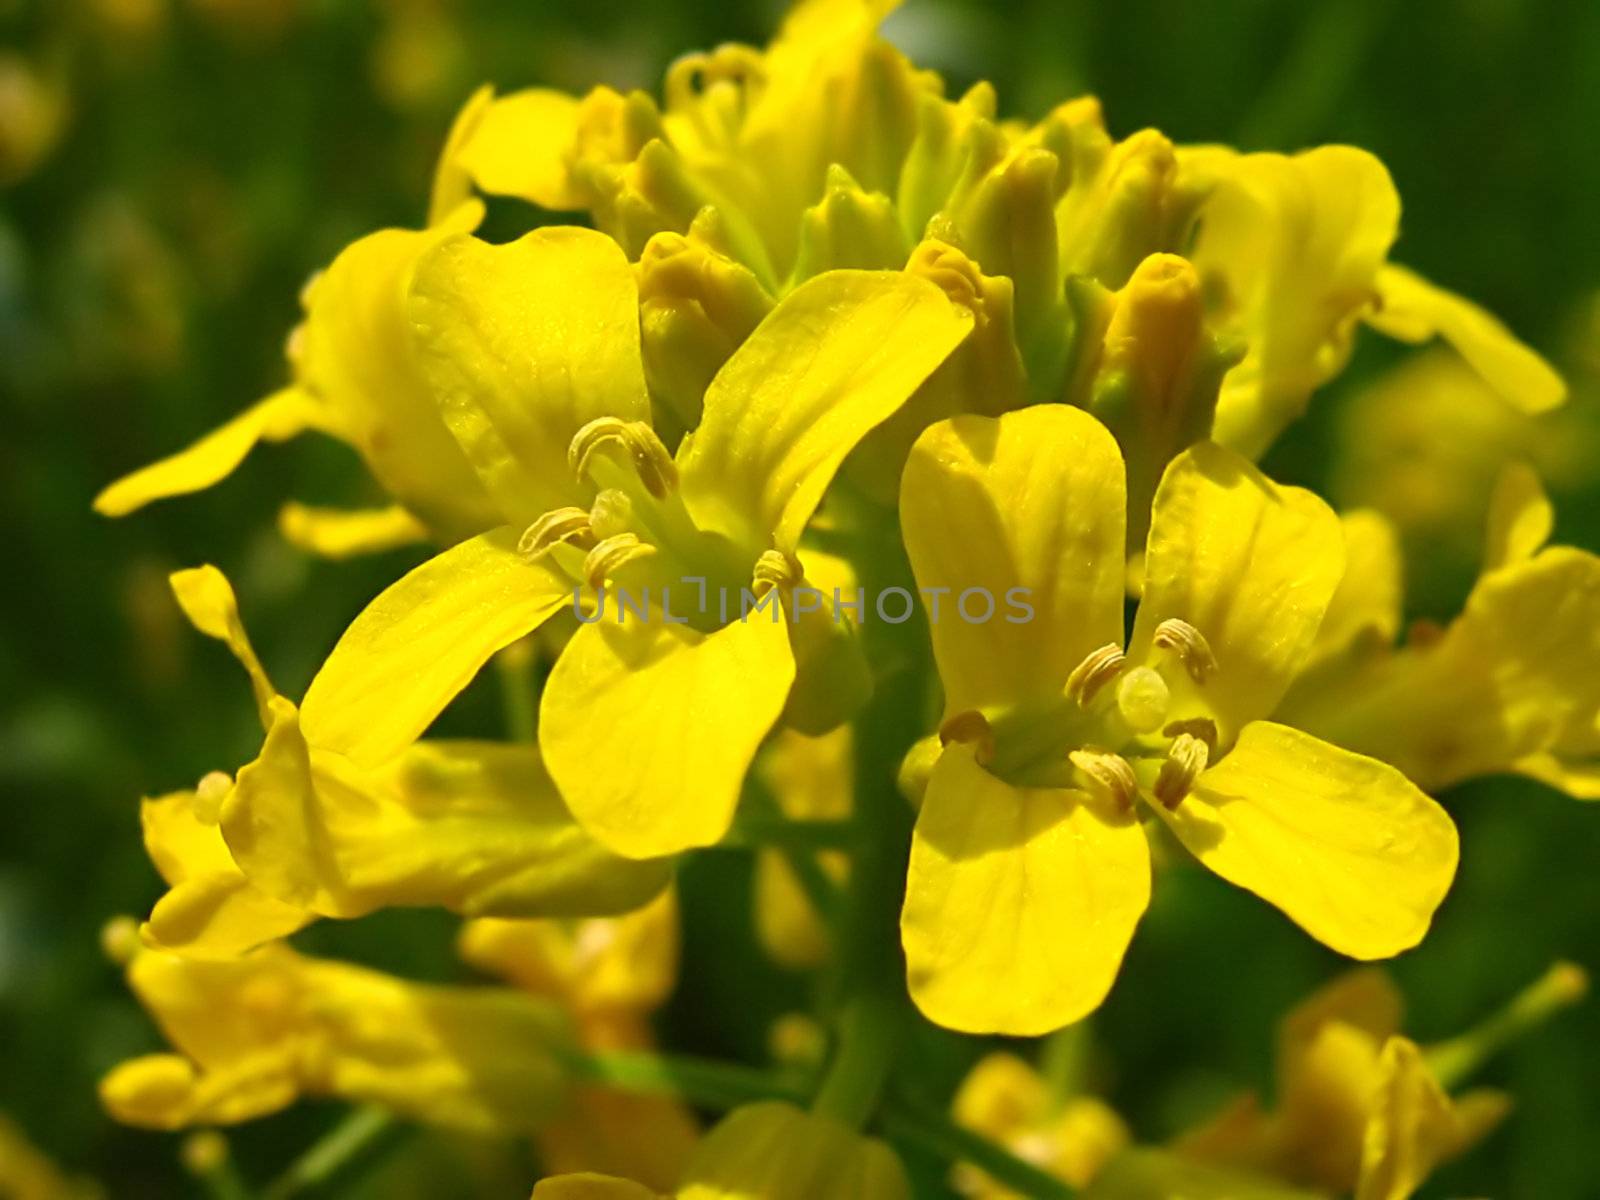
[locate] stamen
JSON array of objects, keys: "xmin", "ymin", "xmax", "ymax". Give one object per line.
[
  {"xmin": 1153, "ymin": 733, "xmax": 1210, "ymax": 809},
  {"xmin": 518, "ymin": 507, "xmax": 595, "ymax": 558},
  {"xmin": 583, "ymin": 533, "xmax": 657, "ymax": 590},
  {"xmin": 751, "ymin": 548, "xmax": 801, "ymax": 596},
  {"xmin": 569, "ymin": 417, "xmax": 679, "ymax": 499},
  {"xmin": 1065, "ymin": 643, "xmax": 1127, "ymax": 707},
  {"xmin": 938, "ymin": 710, "xmax": 996, "ymax": 767},
  {"xmin": 1162, "ymin": 716, "xmax": 1219, "ymax": 756},
  {"xmin": 1152, "ymin": 618, "xmax": 1217, "ymax": 684},
  {"xmin": 1069, "ymin": 748, "xmax": 1138, "ymax": 812}
]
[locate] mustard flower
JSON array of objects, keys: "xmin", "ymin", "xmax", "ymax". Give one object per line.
[
  {"xmin": 292, "ymin": 227, "xmax": 971, "ymax": 860},
  {"xmin": 1280, "ymin": 464, "xmax": 1600, "ymax": 798},
  {"xmin": 898, "ymin": 405, "xmax": 1458, "ymax": 1034},
  {"xmin": 140, "ymin": 564, "xmax": 668, "ymax": 959}
]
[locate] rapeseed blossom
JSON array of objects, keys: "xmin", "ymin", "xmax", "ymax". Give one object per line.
[
  {"xmin": 87, "ymin": 0, "xmax": 1597, "ymax": 1195},
  {"xmin": 899, "ymin": 404, "xmax": 1457, "ymax": 1034}
]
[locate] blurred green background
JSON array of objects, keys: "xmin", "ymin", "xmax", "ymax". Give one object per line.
[{"xmin": 4, "ymin": 0, "xmax": 1599, "ymax": 1195}]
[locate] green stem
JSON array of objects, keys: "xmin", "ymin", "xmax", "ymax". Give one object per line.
[
  {"xmin": 1426, "ymin": 961, "xmax": 1588, "ymax": 1089},
  {"xmin": 262, "ymin": 1107, "xmax": 405, "ymax": 1200},
  {"xmin": 881, "ymin": 1099, "xmax": 1078, "ymax": 1200},
  {"xmin": 727, "ymin": 814, "xmax": 856, "ymax": 852},
  {"xmin": 810, "ymin": 529, "xmax": 925, "ymax": 1129}
]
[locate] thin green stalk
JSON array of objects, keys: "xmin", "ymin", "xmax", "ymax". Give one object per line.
[
  {"xmin": 811, "ymin": 526, "xmax": 926, "ymax": 1129},
  {"xmin": 1426, "ymin": 961, "xmax": 1588, "ymax": 1089},
  {"xmin": 262, "ymin": 1107, "xmax": 406, "ymax": 1200}
]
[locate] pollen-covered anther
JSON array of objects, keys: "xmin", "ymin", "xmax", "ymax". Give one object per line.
[
  {"xmin": 1162, "ymin": 716, "xmax": 1219, "ymax": 756},
  {"xmin": 518, "ymin": 507, "xmax": 595, "ymax": 559},
  {"xmin": 583, "ymin": 533, "xmax": 657, "ymax": 590},
  {"xmin": 1065, "ymin": 642, "xmax": 1127, "ymax": 707},
  {"xmin": 1153, "ymin": 733, "xmax": 1210, "ymax": 810},
  {"xmin": 751, "ymin": 548, "xmax": 802, "ymax": 596},
  {"xmin": 1152, "ymin": 618, "xmax": 1218, "ymax": 684},
  {"xmin": 1069, "ymin": 748, "xmax": 1138, "ymax": 812},
  {"xmin": 568, "ymin": 417, "xmax": 680, "ymax": 499},
  {"xmin": 939, "ymin": 709, "xmax": 996, "ymax": 767}
]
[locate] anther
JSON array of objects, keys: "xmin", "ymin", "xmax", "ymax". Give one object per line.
[
  {"xmin": 1152, "ymin": 618, "xmax": 1217, "ymax": 684},
  {"xmin": 519, "ymin": 507, "xmax": 595, "ymax": 559},
  {"xmin": 1066, "ymin": 643, "xmax": 1127, "ymax": 707},
  {"xmin": 939, "ymin": 710, "xmax": 996, "ymax": 767},
  {"xmin": 1153, "ymin": 733, "xmax": 1210, "ymax": 809},
  {"xmin": 583, "ymin": 533, "xmax": 656, "ymax": 590},
  {"xmin": 1161, "ymin": 717, "xmax": 1219, "ymax": 756},
  {"xmin": 751, "ymin": 548, "xmax": 801, "ymax": 596},
  {"xmin": 1069, "ymin": 748, "xmax": 1138, "ymax": 812},
  {"xmin": 568, "ymin": 417, "xmax": 679, "ymax": 499}
]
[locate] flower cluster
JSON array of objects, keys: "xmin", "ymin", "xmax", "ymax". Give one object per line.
[{"xmin": 94, "ymin": 1, "xmax": 1591, "ymax": 1196}]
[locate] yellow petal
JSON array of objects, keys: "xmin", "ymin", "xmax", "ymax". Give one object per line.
[
  {"xmin": 1354, "ymin": 1038, "xmax": 1469, "ymax": 1200},
  {"xmin": 1130, "ymin": 442, "xmax": 1343, "ymax": 740},
  {"xmin": 224, "ymin": 700, "xmax": 671, "ymax": 918},
  {"xmin": 300, "ymin": 527, "xmax": 571, "ymax": 767},
  {"xmin": 902, "ymin": 745, "xmax": 1149, "ymax": 1035},
  {"xmin": 100, "ymin": 1052, "xmax": 296, "ymax": 1130},
  {"xmin": 141, "ymin": 790, "xmax": 310, "ymax": 958},
  {"xmin": 94, "ymin": 387, "xmax": 327, "ymax": 518},
  {"xmin": 1287, "ymin": 546, "xmax": 1600, "ymax": 794},
  {"xmin": 1513, "ymin": 752, "xmax": 1600, "ymax": 800},
  {"xmin": 407, "ymin": 227, "xmax": 651, "ymax": 524},
  {"xmin": 1277, "ymin": 968, "xmax": 1403, "ymax": 1094},
  {"xmin": 901, "ymin": 407, "xmax": 1126, "ymax": 715},
  {"xmin": 456, "ymin": 88, "xmax": 587, "ymax": 211},
  {"xmin": 1481, "ymin": 461, "xmax": 1553, "ymax": 574},
  {"xmin": 1274, "ymin": 1020, "xmax": 1387, "ymax": 1189},
  {"xmin": 542, "ymin": 616, "xmax": 796, "ymax": 858},
  {"xmin": 429, "ymin": 84, "xmax": 495, "ymax": 226},
  {"xmin": 1198, "ymin": 146, "xmax": 1400, "ymax": 457},
  {"xmin": 678, "ymin": 270, "xmax": 972, "ymax": 552},
  {"xmin": 169, "ymin": 565, "xmax": 276, "ymax": 727},
  {"xmin": 1304, "ymin": 511, "xmax": 1403, "ymax": 673},
  {"xmin": 295, "ymin": 215, "xmax": 503, "ymax": 541},
  {"xmin": 679, "ymin": 1101, "xmax": 910, "ymax": 1200},
  {"xmin": 277, "ymin": 501, "xmax": 429, "ymax": 560},
  {"xmin": 1368, "ymin": 264, "xmax": 1565, "ymax": 414},
  {"xmin": 1153, "ymin": 722, "xmax": 1457, "ymax": 960}
]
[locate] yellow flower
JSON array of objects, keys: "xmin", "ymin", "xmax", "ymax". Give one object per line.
[
  {"xmin": 100, "ymin": 943, "xmax": 572, "ymax": 1132},
  {"xmin": 1185, "ymin": 145, "xmax": 1565, "ymax": 457},
  {"xmin": 1279, "ymin": 464, "xmax": 1600, "ymax": 797},
  {"xmin": 93, "ymin": 92, "xmax": 501, "ymax": 552},
  {"xmin": 1173, "ymin": 963, "xmax": 1587, "ymax": 1200},
  {"xmin": 898, "ymin": 405, "xmax": 1458, "ymax": 1035},
  {"xmin": 950, "ymin": 1052, "xmax": 1130, "ymax": 1196},
  {"xmin": 294, "ymin": 226, "xmax": 971, "ymax": 860},
  {"xmin": 529, "ymin": 1101, "xmax": 910, "ymax": 1200},
  {"xmin": 144, "ymin": 564, "xmax": 668, "ymax": 959},
  {"xmin": 463, "ymin": 892, "xmax": 699, "ymax": 1191}
]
